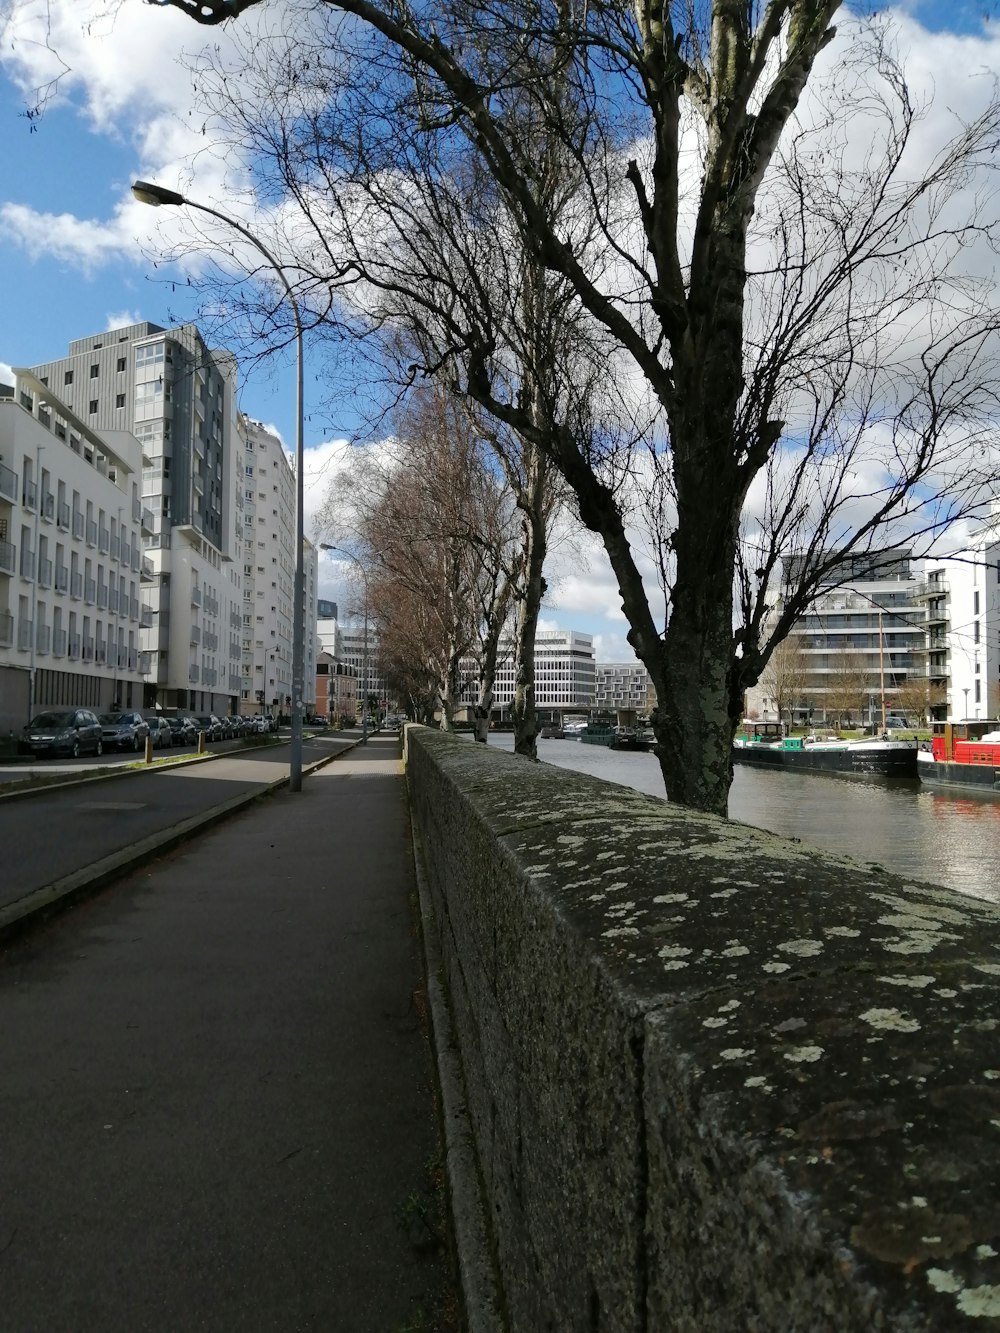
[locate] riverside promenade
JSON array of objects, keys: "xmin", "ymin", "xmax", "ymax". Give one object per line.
[{"xmin": 0, "ymin": 733, "xmax": 457, "ymax": 1331}]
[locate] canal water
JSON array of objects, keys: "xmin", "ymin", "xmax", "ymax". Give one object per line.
[{"xmin": 486, "ymin": 734, "xmax": 1000, "ymax": 904}]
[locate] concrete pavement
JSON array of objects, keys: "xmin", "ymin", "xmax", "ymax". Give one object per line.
[{"xmin": 0, "ymin": 733, "xmax": 459, "ymax": 1331}]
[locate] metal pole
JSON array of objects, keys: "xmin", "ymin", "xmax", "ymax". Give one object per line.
[
  {"xmin": 132, "ymin": 181, "xmax": 306, "ymax": 791},
  {"xmin": 362, "ymin": 587, "xmax": 369, "ymax": 745}
]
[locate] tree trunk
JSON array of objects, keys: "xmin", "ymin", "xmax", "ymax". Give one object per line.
[{"xmin": 512, "ymin": 500, "xmax": 547, "ymax": 759}]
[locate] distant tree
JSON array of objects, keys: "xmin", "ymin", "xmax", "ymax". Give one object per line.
[
  {"xmin": 759, "ymin": 634, "xmax": 810, "ymax": 727},
  {"xmin": 825, "ymin": 651, "xmax": 873, "ymax": 729}
]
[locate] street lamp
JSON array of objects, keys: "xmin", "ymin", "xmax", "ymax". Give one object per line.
[
  {"xmin": 132, "ymin": 180, "xmax": 307, "ymax": 791},
  {"xmin": 319, "ymin": 543, "xmax": 369, "ymax": 744}
]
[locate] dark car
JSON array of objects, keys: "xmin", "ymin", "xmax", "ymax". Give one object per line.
[
  {"xmin": 143, "ymin": 715, "xmax": 173, "ymax": 749},
  {"xmin": 165, "ymin": 715, "xmax": 197, "ymax": 747},
  {"xmin": 193, "ymin": 714, "xmax": 222, "ymax": 742},
  {"xmin": 19, "ymin": 708, "xmax": 104, "ymax": 758},
  {"xmin": 98, "ymin": 710, "xmax": 150, "ymax": 752}
]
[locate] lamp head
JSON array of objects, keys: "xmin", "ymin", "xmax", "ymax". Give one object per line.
[{"xmin": 132, "ymin": 180, "xmax": 186, "ymax": 208}]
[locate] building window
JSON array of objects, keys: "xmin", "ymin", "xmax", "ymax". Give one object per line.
[
  {"xmin": 975, "ymin": 591, "xmax": 980, "ymax": 615},
  {"xmin": 88, "ymin": 400, "xmax": 98, "ymax": 414},
  {"xmin": 115, "ymin": 394, "xmax": 126, "ymax": 408},
  {"xmin": 90, "ymin": 364, "xmax": 99, "ymax": 378},
  {"xmin": 975, "ymin": 621, "xmax": 981, "ymax": 645},
  {"xmin": 116, "ymin": 358, "xmax": 126, "ymax": 372},
  {"xmin": 64, "ymin": 370, "xmax": 73, "ymax": 385}
]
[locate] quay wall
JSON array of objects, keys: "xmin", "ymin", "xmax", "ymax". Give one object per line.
[{"xmin": 403, "ymin": 725, "xmax": 1000, "ymax": 1331}]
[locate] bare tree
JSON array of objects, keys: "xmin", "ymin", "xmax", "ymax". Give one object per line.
[
  {"xmin": 147, "ymin": 0, "xmax": 1000, "ymax": 816},
  {"xmin": 760, "ymin": 635, "xmax": 809, "ymax": 728}
]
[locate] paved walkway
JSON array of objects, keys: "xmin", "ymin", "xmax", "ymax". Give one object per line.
[{"xmin": 0, "ymin": 734, "xmax": 457, "ymax": 1331}]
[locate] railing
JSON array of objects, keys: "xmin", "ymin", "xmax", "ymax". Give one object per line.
[
  {"xmin": 130, "ymin": 598, "xmax": 139, "ymax": 621},
  {"xmin": 22, "ymin": 479, "xmax": 36, "ymax": 510},
  {"xmin": 108, "ymin": 589, "xmax": 119, "ymax": 614},
  {"xmin": 83, "ymin": 576, "xmax": 94, "ymax": 602},
  {"xmin": 38, "ymin": 558, "xmax": 52, "ymax": 588},
  {"xmin": 128, "ymin": 649, "xmax": 138, "ymax": 671},
  {"xmin": 83, "ymin": 636, "xmax": 94, "ymax": 662},
  {"xmin": 0, "ymin": 611, "xmax": 13, "ymax": 647},
  {"xmin": 190, "ymin": 626, "xmax": 201, "ymax": 645},
  {"xmin": 140, "ymin": 605, "xmax": 153, "ymax": 627},
  {"xmin": 141, "ymin": 557, "xmax": 154, "ymax": 579},
  {"xmin": 0, "ymin": 541, "xmax": 15, "ymax": 576},
  {"xmin": 86, "ymin": 520, "xmax": 97, "ymax": 546},
  {"xmin": 55, "ymin": 565, "xmax": 68, "ymax": 593},
  {"xmin": 41, "ymin": 492, "xmax": 54, "ymax": 521},
  {"xmin": 110, "ymin": 536, "xmax": 120, "ymax": 561},
  {"xmin": 132, "ymin": 498, "xmax": 142, "ymax": 522},
  {"xmin": 57, "ymin": 501, "xmax": 70, "ymax": 530},
  {"xmin": 138, "ymin": 652, "xmax": 151, "ymax": 676},
  {"xmin": 97, "ymin": 586, "xmax": 108, "ymax": 610},
  {"xmin": 191, "ymin": 585, "xmax": 202, "ymax": 606},
  {"xmin": 189, "ymin": 665, "xmax": 200, "ymax": 684},
  {"xmin": 17, "ymin": 617, "xmax": 32, "ymax": 651},
  {"xmin": 69, "ymin": 633, "xmax": 81, "ymax": 660},
  {"xmin": 53, "ymin": 628, "xmax": 67, "ymax": 656},
  {"xmin": 72, "ymin": 511, "xmax": 84, "ymax": 539},
  {"xmin": 0, "ymin": 461, "xmax": 17, "ymax": 503},
  {"xmin": 36, "ymin": 623, "xmax": 51, "ymax": 654},
  {"xmin": 96, "ymin": 641, "xmax": 106, "ymax": 664},
  {"xmin": 131, "ymin": 549, "xmax": 140, "ymax": 573},
  {"xmin": 19, "ymin": 548, "xmax": 35, "ymax": 580},
  {"xmin": 142, "ymin": 507, "xmax": 154, "ymax": 532},
  {"xmin": 98, "ymin": 528, "xmax": 109, "ymax": 554}
]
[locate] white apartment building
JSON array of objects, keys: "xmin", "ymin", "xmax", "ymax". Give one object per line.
[
  {"xmin": 919, "ymin": 510, "xmax": 1000, "ymax": 720},
  {"xmin": 0, "ymin": 373, "xmax": 147, "ymax": 733},
  {"xmin": 595, "ymin": 662, "xmax": 652, "ymax": 715},
  {"xmin": 458, "ymin": 628, "xmax": 596, "ymax": 716},
  {"xmin": 746, "ymin": 550, "xmax": 926, "ymax": 724},
  {"xmin": 30, "ymin": 321, "xmax": 246, "ymax": 716}
]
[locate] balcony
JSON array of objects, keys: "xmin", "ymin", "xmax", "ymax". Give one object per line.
[
  {"xmin": 131, "ymin": 548, "xmax": 140, "ymax": 573},
  {"xmin": 53, "ymin": 627, "xmax": 67, "ymax": 656},
  {"xmin": 96, "ymin": 641, "xmax": 106, "ymax": 664},
  {"xmin": 128, "ymin": 649, "xmax": 138, "ymax": 672},
  {"xmin": 86, "ymin": 520, "xmax": 97, "ymax": 547},
  {"xmin": 141, "ymin": 507, "xmax": 154, "ymax": 533},
  {"xmin": 97, "ymin": 586, "xmax": 108, "ymax": 610},
  {"xmin": 41, "ymin": 492, "xmax": 55, "ymax": 522},
  {"xmin": 0, "ymin": 461, "xmax": 17, "ymax": 503},
  {"xmin": 0, "ymin": 611, "xmax": 12, "ymax": 647},
  {"xmin": 140, "ymin": 605, "xmax": 153, "ymax": 628},
  {"xmin": 108, "ymin": 589, "xmax": 120, "ymax": 614},
  {"xmin": 17, "ymin": 617, "xmax": 32, "ymax": 651},
  {"xmin": 72, "ymin": 511, "xmax": 84, "ymax": 539},
  {"xmin": 130, "ymin": 598, "xmax": 139, "ymax": 621},
  {"xmin": 22, "ymin": 479, "xmax": 36, "ymax": 510},
  {"xmin": 19, "ymin": 548, "xmax": 35, "ymax": 580},
  {"xmin": 189, "ymin": 665, "xmax": 200, "ymax": 684},
  {"xmin": 57, "ymin": 500, "xmax": 70, "ymax": 530},
  {"xmin": 191, "ymin": 585, "xmax": 202, "ymax": 606},
  {"xmin": 83, "ymin": 577, "xmax": 94, "ymax": 603},
  {"xmin": 0, "ymin": 541, "xmax": 14, "ymax": 576},
  {"xmin": 132, "ymin": 498, "xmax": 142, "ymax": 522},
  {"xmin": 138, "ymin": 652, "xmax": 151, "ymax": 676},
  {"xmin": 55, "ymin": 565, "xmax": 69, "ymax": 593},
  {"xmin": 98, "ymin": 527, "xmax": 109, "ymax": 554},
  {"xmin": 38, "ymin": 558, "xmax": 53, "ymax": 588},
  {"xmin": 110, "ymin": 536, "xmax": 121, "ymax": 561},
  {"xmin": 141, "ymin": 557, "xmax": 154, "ymax": 580},
  {"xmin": 69, "ymin": 633, "xmax": 81, "ymax": 660},
  {"xmin": 190, "ymin": 626, "xmax": 201, "ymax": 646},
  {"xmin": 83, "ymin": 636, "xmax": 94, "ymax": 662},
  {"xmin": 36, "ymin": 624, "xmax": 51, "ymax": 655}
]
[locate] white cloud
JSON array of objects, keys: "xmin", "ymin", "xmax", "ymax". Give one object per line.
[{"xmin": 0, "ymin": 359, "xmax": 13, "ymax": 388}]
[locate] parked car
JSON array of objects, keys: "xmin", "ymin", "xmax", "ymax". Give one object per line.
[
  {"xmin": 98, "ymin": 710, "xmax": 150, "ymax": 752},
  {"xmin": 165, "ymin": 715, "xmax": 198, "ymax": 746},
  {"xmin": 143, "ymin": 715, "xmax": 173, "ymax": 749},
  {"xmin": 224, "ymin": 715, "xmax": 245, "ymax": 738},
  {"xmin": 193, "ymin": 714, "xmax": 222, "ymax": 742},
  {"xmin": 19, "ymin": 708, "xmax": 104, "ymax": 758}
]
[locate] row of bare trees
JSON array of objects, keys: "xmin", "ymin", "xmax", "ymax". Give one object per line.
[{"xmin": 132, "ymin": 0, "xmax": 1000, "ymax": 814}]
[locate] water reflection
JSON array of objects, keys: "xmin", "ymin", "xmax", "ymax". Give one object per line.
[{"xmin": 487, "ymin": 734, "xmax": 998, "ymax": 903}]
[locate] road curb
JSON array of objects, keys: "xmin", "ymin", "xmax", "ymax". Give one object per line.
[
  {"xmin": 0, "ymin": 739, "xmax": 361, "ymax": 944},
  {"xmin": 409, "ymin": 817, "xmax": 505, "ymax": 1333}
]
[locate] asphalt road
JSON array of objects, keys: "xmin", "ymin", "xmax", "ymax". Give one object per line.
[{"xmin": 0, "ymin": 733, "xmax": 358, "ymax": 919}]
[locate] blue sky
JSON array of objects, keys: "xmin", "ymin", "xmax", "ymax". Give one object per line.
[{"xmin": 0, "ymin": 0, "xmax": 996, "ymax": 657}]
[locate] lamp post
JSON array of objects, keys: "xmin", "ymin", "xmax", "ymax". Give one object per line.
[
  {"xmin": 132, "ymin": 180, "xmax": 307, "ymax": 790},
  {"xmin": 319, "ymin": 544, "xmax": 369, "ymax": 744}
]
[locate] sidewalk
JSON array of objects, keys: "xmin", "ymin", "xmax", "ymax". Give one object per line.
[{"xmin": 0, "ymin": 734, "xmax": 458, "ymax": 1332}]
